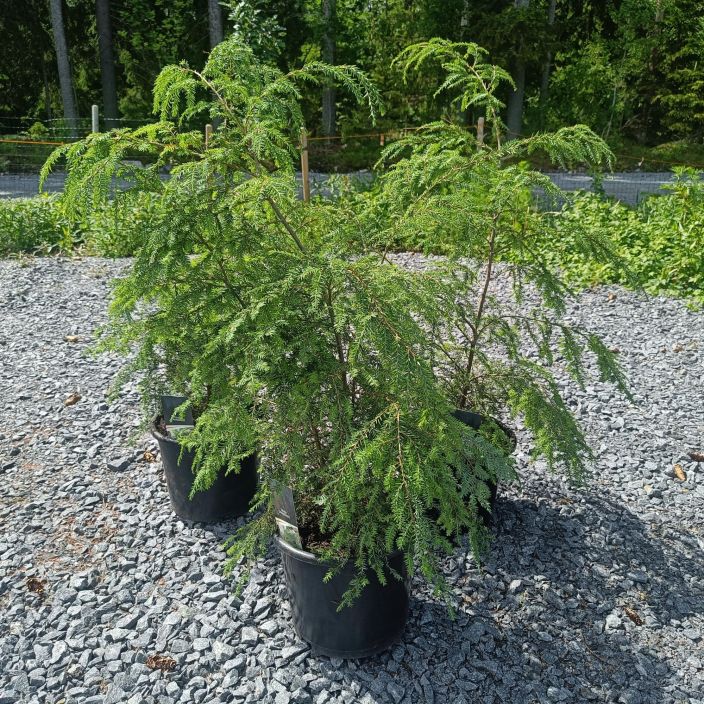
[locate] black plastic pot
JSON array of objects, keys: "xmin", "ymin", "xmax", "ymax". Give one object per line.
[
  {"xmin": 275, "ymin": 536, "xmax": 409, "ymax": 659},
  {"xmin": 151, "ymin": 419, "xmax": 258, "ymax": 523},
  {"xmin": 452, "ymin": 409, "xmax": 516, "ymax": 526}
]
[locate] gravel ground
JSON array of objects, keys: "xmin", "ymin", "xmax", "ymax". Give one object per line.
[{"xmin": 1, "ymin": 256, "xmax": 703, "ymax": 704}]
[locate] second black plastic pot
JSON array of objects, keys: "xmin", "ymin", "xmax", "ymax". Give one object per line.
[
  {"xmin": 275, "ymin": 536, "xmax": 409, "ymax": 658},
  {"xmin": 452, "ymin": 408, "xmax": 516, "ymax": 525},
  {"xmin": 151, "ymin": 419, "xmax": 258, "ymax": 523}
]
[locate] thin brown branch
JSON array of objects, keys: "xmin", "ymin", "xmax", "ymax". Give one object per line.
[
  {"xmin": 324, "ymin": 282, "xmax": 350, "ymax": 397},
  {"xmin": 457, "ymin": 214, "xmax": 498, "ymax": 408},
  {"xmin": 193, "ymin": 225, "xmax": 246, "ymax": 308},
  {"xmin": 265, "ymin": 196, "xmax": 307, "ymax": 253}
]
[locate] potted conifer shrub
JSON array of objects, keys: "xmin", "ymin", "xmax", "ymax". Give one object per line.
[
  {"xmin": 40, "ymin": 112, "xmax": 264, "ymax": 524},
  {"xmin": 134, "ymin": 292, "xmax": 257, "ymax": 523},
  {"xmin": 43, "ymin": 38, "xmax": 630, "ymax": 658},
  {"xmin": 372, "ymin": 40, "xmax": 631, "ymax": 525},
  {"xmin": 42, "ymin": 39, "xmax": 517, "ymax": 657}
]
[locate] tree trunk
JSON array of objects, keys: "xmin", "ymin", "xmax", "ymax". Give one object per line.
[
  {"xmin": 49, "ymin": 0, "xmax": 78, "ymax": 136},
  {"xmin": 208, "ymin": 0, "xmax": 224, "ymax": 49},
  {"xmin": 41, "ymin": 53, "xmax": 52, "ymax": 121},
  {"xmin": 506, "ymin": 61, "xmax": 526, "ymax": 139},
  {"xmin": 321, "ymin": 0, "xmax": 336, "ymax": 137},
  {"xmin": 460, "ymin": 0, "xmax": 470, "ymax": 31},
  {"xmin": 506, "ymin": 0, "xmax": 529, "ymax": 140},
  {"xmin": 538, "ymin": 0, "xmax": 556, "ymax": 129},
  {"xmin": 96, "ymin": 0, "xmax": 118, "ymax": 129}
]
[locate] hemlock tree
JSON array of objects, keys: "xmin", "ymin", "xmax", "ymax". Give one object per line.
[
  {"xmin": 41, "ymin": 39, "xmax": 518, "ymax": 607},
  {"xmin": 43, "ymin": 38, "xmax": 631, "ymax": 608},
  {"xmin": 375, "ymin": 39, "xmax": 631, "ymax": 484}
]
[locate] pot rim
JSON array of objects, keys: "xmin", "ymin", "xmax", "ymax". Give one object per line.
[
  {"xmin": 149, "ymin": 416, "xmax": 183, "ymax": 447},
  {"xmin": 274, "ymin": 534, "xmax": 403, "ymax": 566},
  {"xmin": 453, "ymin": 407, "xmax": 517, "ymax": 453}
]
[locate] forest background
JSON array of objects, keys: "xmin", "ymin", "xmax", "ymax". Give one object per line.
[{"xmin": 3, "ymin": 0, "xmax": 704, "ymax": 170}]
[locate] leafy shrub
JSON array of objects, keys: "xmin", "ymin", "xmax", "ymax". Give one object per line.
[
  {"xmin": 0, "ymin": 191, "xmax": 159, "ymax": 258},
  {"xmin": 545, "ymin": 167, "xmax": 704, "ymax": 304},
  {"xmin": 0, "ymin": 195, "xmax": 76, "ymax": 255},
  {"xmin": 83, "ymin": 192, "xmax": 161, "ymax": 258}
]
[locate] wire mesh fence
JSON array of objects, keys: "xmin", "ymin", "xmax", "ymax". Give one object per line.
[
  {"xmin": 0, "ymin": 115, "xmax": 151, "ymax": 138},
  {"xmin": 0, "ymin": 114, "xmax": 154, "ymax": 198},
  {"xmin": 0, "ymin": 114, "xmax": 699, "ymax": 204}
]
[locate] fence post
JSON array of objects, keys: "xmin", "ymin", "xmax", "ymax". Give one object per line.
[
  {"xmin": 300, "ymin": 127, "xmax": 310, "ymax": 202},
  {"xmin": 476, "ymin": 116, "xmax": 485, "ymax": 149},
  {"xmin": 91, "ymin": 105, "xmax": 100, "ymax": 133},
  {"xmin": 205, "ymin": 123, "xmax": 213, "ymax": 149}
]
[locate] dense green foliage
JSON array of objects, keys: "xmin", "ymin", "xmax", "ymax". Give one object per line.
[
  {"xmin": 0, "ymin": 196, "xmax": 74, "ymax": 254},
  {"xmin": 0, "ymin": 191, "xmax": 158, "ymax": 257},
  {"xmin": 83, "ymin": 192, "xmax": 162, "ymax": 257},
  {"xmin": 370, "ymin": 40, "xmax": 629, "ymax": 485},
  {"xmin": 4, "ymin": 1, "xmax": 704, "ymax": 149},
  {"xmin": 43, "ymin": 38, "xmax": 631, "ymax": 606},
  {"xmin": 543, "ymin": 168, "xmax": 704, "ymax": 304}
]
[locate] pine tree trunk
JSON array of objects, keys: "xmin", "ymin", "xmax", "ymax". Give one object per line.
[
  {"xmin": 538, "ymin": 0, "xmax": 556, "ymax": 129},
  {"xmin": 506, "ymin": 0, "xmax": 529, "ymax": 140},
  {"xmin": 208, "ymin": 0, "xmax": 224, "ymax": 49},
  {"xmin": 96, "ymin": 0, "xmax": 118, "ymax": 129},
  {"xmin": 321, "ymin": 0, "xmax": 336, "ymax": 138},
  {"xmin": 49, "ymin": 0, "xmax": 78, "ymax": 136}
]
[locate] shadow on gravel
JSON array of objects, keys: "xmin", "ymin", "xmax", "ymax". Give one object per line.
[
  {"xmin": 495, "ymin": 492, "xmax": 704, "ymax": 617},
  {"xmin": 194, "ymin": 493, "xmax": 702, "ymax": 704},
  {"xmin": 326, "ymin": 493, "xmax": 703, "ymax": 704},
  {"xmin": 390, "ymin": 495, "xmax": 704, "ymax": 704}
]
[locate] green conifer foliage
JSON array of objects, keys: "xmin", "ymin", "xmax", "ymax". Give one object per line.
[
  {"xmin": 44, "ymin": 38, "xmax": 630, "ymax": 607},
  {"xmin": 374, "ymin": 40, "xmax": 631, "ymax": 485},
  {"xmin": 41, "ymin": 38, "xmax": 498, "ymax": 605}
]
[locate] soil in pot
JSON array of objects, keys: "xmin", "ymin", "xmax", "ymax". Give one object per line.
[
  {"xmin": 151, "ymin": 417, "xmax": 258, "ymax": 523},
  {"xmin": 275, "ymin": 535, "xmax": 409, "ymax": 658}
]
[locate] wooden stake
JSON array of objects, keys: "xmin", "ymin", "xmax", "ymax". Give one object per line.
[
  {"xmin": 476, "ymin": 116, "xmax": 485, "ymax": 149},
  {"xmin": 300, "ymin": 127, "xmax": 310, "ymax": 202},
  {"xmin": 205, "ymin": 123, "xmax": 213, "ymax": 149},
  {"xmin": 379, "ymin": 132, "xmax": 385, "ymax": 147}
]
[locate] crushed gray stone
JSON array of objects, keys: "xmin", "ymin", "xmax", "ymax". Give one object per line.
[{"xmin": 0, "ymin": 255, "xmax": 702, "ymax": 704}]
